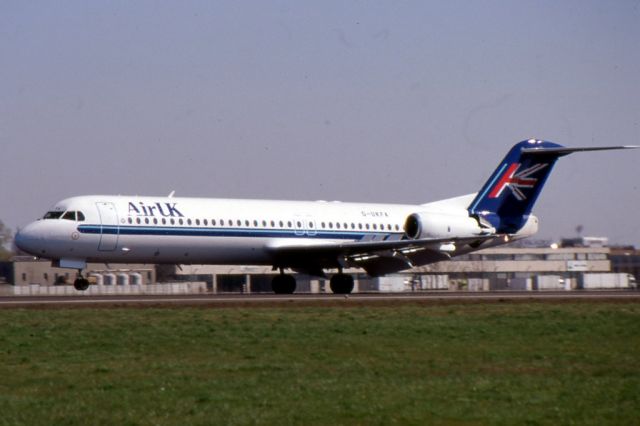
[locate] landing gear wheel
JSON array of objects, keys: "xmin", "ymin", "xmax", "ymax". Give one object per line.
[
  {"xmin": 73, "ymin": 278, "xmax": 90, "ymax": 291},
  {"xmin": 330, "ymin": 274, "xmax": 354, "ymax": 294},
  {"xmin": 271, "ymin": 274, "xmax": 297, "ymax": 294}
]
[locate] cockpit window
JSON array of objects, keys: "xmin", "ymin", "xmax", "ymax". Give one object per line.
[
  {"xmin": 45, "ymin": 210, "xmax": 86, "ymax": 221},
  {"xmin": 43, "ymin": 211, "xmax": 64, "ymax": 220},
  {"xmin": 62, "ymin": 211, "xmax": 76, "ymax": 221}
]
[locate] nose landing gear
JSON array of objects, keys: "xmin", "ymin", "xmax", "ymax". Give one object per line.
[{"xmin": 74, "ymin": 271, "xmax": 90, "ymax": 291}]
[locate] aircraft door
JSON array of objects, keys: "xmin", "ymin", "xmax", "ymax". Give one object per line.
[
  {"xmin": 294, "ymin": 217, "xmax": 305, "ymax": 236},
  {"xmin": 294, "ymin": 215, "xmax": 317, "ymax": 237},
  {"xmin": 96, "ymin": 202, "xmax": 119, "ymax": 251},
  {"xmin": 306, "ymin": 218, "xmax": 317, "ymax": 236}
]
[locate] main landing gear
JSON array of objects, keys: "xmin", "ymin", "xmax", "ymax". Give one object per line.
[
  {"xmin": 329, "ymin": 273, "xmax": 354, "ymax": 294},
  {"xmin": 74, "ymin": 271, "xmax": 90, "ymax": 291},
  {"xmin": 271, "ymin": 272, "xmax": 297, "ymax": 294},
  {"xmin": 270, "ymin": 270, "xmax": 355, "ymax": 295}
]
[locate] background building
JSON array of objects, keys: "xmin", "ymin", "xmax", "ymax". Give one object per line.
[{"xmin": 1, "ymin": 257, "xmax": 156, "ymax": 286}]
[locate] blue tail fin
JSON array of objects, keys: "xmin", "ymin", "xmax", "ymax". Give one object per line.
[{"xmin": 467, "ymin": 139, "xmax": 635, "ymax": 233}]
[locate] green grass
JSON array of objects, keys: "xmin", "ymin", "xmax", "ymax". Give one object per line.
[{"xmin": 0, "ymin": 303, "xmax": 639, "ymax": 425}]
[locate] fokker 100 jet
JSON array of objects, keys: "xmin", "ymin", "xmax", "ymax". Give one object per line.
[{"xmin": 15, "ymin": 139, "xmax": 636, "ymax": 293}]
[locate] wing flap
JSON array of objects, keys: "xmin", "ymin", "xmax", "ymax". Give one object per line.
[{"xmin": 354, "ymin": 254, "xmax": 413, "ymax": 277}]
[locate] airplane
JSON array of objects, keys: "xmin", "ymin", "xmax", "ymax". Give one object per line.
[{"xmin": 14, "ymin": 139, "xmax": 636, "ymax": 294}]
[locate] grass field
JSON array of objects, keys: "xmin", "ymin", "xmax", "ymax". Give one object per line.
[{"xmin": 0, "ymin": 302, "xmax": 638, "ymax": 425}]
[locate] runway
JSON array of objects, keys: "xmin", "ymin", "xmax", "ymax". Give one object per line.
[{"xmin": 0, "ymin": 291, "xmax": 639, "ymax": 308}]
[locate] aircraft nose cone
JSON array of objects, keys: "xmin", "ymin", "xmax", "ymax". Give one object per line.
[{"xmin": 15, "ymin": 222, "xmax": 42, "ymax": 256}]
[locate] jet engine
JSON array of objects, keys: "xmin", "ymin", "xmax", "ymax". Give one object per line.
[{"xmin": 404, "ymin": 212, "xmax": 488, "ymax": 239}]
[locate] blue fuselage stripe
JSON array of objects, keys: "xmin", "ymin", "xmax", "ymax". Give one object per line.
[{"xmin": 78, "ymin": 224, "xmax": 388, "ymax": 241}]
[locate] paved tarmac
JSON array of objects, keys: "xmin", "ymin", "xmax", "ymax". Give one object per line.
[{"xmin": 0, "ymin": 291, "xmax": 638, "ymax": 308}]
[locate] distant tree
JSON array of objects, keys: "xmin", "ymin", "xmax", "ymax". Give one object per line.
[{"xmin": 0, "ymin": 220, "xmax": 13, "ymax": 260}]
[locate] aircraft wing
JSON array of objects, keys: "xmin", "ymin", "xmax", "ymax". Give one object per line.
[{"xmin": 267, "ymin": 235, "xmax": 499, "ymax": 277}]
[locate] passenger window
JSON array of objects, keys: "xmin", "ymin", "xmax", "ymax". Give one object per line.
[
  {"xmin": 279, "ymin": 220, "xmax": 283, "ymax": 227},
  {"xmin": 195, "ymin": 219, "xmax": 200, "ymax": 226},
  {"xmin": 179, "ymin": 219, "xmax": 184, "ymax": 225},
  {"xmin": 145, "ymin": 218, "xmax": 150, "ymax": 224},
  {"xmin": 329, "ymin": 222, "xmax": 333, "ymax": 229},
  {"xmin": 287, "ymin": 221, "xmax": 292, "ymax": 228},
  {"xmin": 358, "ymin": 223, "xmax": 363, "ymax": 229},
  {"xmin": 366, "ymin": 224, "xmax": 370, "ymax": 230},
  {"xmin": 77, "ymin": 212, "xmax": 85, "ymax": 221},
  {"xmin": 270, "ymin": 220, "xmax": 275, "ymax": 227},
  {"xmin": 245, "ymin": 220, "xmax": 250, "ymax": 226},
  {"xmin": 373, "ymin": 224, "xmax": 377, "ymax": 230},
  {"xmin": 128, "ymin": 217, "xmax": 133, "ymax": 224},
  {"xmin": 237, "ymin": 220, "xmax": 241, "ymax": 226},
  {"xmin": 162, "ymin": 218, "xmax": 166, "ymax": 225},
  {"xmin": 170, "ymin": 218, "xmax": 175, "ymax": 225},
  {"xmin": 321, "ymin": 222, "xmax": 326, "ymax": 228},
  {"xmin": 187, "ymin": 219, "xmax": 192, "ymax": 225},
  {"xmin": 136, "ymin": 218, "xmax": 141, "ymax": 224},
  {"xmin": 262, "ymin": 220, "xmax": 267, "ymax": 227},
  {"xmin": 203, "ymin": 219, "xmax": 208, "ymax": 226},
  {"xmin": 153, "ymin": 218, "xmax": 158, "ymax": 225},
  {"xmin": 297, "ymin": 221, "xmax": 302, "ymax": 228},
  {"xmin": 336, "ymin": 223, "xmax": 341, "ymax": 229},
  {"xmin": 62, "ymin": 211, "xmax": 76, "ymax": 221}
]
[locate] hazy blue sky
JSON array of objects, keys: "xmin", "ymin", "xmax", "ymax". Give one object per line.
[{"xmin": 1, "ymin": 1, "xmax": 639, "ymax": 245}]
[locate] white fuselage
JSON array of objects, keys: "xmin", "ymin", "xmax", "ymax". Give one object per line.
[{"xmin": 15, "ymin": 194, "xmax": 538, "ymax": 272}]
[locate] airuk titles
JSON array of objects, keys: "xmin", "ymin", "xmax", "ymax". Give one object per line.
[{"xmin": 128, "ymin": 202, "xmax": 184, "ymax": 218}]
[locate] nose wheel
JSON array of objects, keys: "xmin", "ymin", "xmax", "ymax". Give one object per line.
[{"xmin": 74, "ymin": 271, "xmax": 90, "ymax": 291}]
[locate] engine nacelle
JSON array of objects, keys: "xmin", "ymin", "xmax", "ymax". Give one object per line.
[{"xmin": 404, "ymin": 211, "xmax": 486, "ymax": 239}]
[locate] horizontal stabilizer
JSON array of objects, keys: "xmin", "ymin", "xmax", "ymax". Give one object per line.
[{"xmin": 521, "ymin": 145, "xmax": 638, "ymax": 156}]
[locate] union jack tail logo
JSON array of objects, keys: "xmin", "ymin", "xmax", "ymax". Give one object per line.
[{"xmin": 488, "ymin": 163, "xmax": 548, "ymax": 201}]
